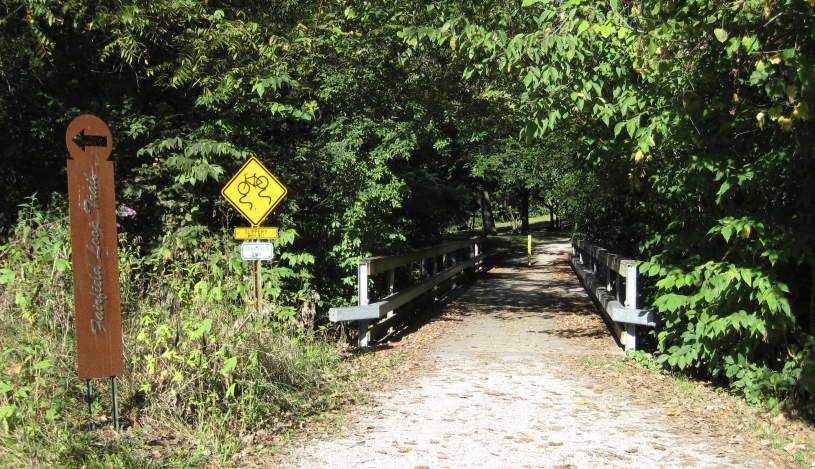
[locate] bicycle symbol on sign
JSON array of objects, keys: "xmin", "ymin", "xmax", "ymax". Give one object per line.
[{"xmin": 237, "ymin": 173, "xmax": 273, "ymax": 210}]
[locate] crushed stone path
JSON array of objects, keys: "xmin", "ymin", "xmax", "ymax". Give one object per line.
[{"xmin": 282, "ymin": 237, "xmax": 779, "ymax": 468}]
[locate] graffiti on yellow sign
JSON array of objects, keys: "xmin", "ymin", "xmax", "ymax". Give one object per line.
[{"xmin": 221, "ymin": 157, "xmax": 287, "ymax": 226}]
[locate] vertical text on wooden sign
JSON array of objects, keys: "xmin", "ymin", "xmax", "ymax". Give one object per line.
[{"xmin": 66, "ymin": 115, "xmax": 124, "ymax": 379}]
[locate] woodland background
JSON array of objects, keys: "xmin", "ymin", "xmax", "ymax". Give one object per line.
[{"xmin": 0, "ymin": 0, "xmax": 813, "ymax": 465}]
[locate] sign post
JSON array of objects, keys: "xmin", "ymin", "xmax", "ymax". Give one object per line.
[
  {"xmin": 240, "ymin": 242, "xmax": 275, "ymax": 313},
  {"xmin": 221, "ymin": 157, "xmax": 287, "ymax": 314},
  {"xmin": 528, "ymin": 234, "xmax": 532, "ymax": 266},
  {"xmin": 65, "ymin": 115, "xmax": 123, "ymax": 431}
]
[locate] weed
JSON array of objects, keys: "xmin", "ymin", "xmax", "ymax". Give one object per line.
[
  {"xmin": 581, "ymin": 356, "xmax": 625, "ymax": 371},
  {"xmin": 625, "ymin": 350, "xmax": 662, "ymax": 371},
  {"xmin": 0, "ymin": 199, "xmax": 356, "ymax": 465}
]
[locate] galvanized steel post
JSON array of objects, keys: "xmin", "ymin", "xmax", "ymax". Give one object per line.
[
  {"xmin": 357, "ymin": 262, "xmax": 370, "ymax": 347},
  {"xmin": 624, "ymin": 263, "xmax": 639, "ymax": 351},
  {"xmin": 386, "ymin": 268, "xmax": 396, "ymax": 335}
]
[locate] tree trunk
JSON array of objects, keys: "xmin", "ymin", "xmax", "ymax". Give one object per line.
[
  {"xmin": 479, "ymin": 190, "xmax": 496, "ymax": 234},
  {"xmin": 810, "ymin": 267, "xmax": 815, "ymax": 337},
  {"xmin": 548, "ymin": 205, "xmax": 555, "ymax": 229},
  {"xmin": 809, "ymin": 251, "xmax": 815, "ymax": 336},
  {"xmin": 520, "ymin": 190, "xmax": 530, "ymax": 233}
]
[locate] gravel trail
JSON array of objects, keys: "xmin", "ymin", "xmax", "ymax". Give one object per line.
[{"xmin": 282, "ymin": 237, "xmax": 779, "ymax": 468}]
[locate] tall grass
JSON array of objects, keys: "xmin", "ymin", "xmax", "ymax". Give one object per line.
[{"xmin": 0, "ymin": 197, "xmax": 349, "ymax": 466}]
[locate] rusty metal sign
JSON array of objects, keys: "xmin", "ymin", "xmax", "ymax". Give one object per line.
[{"xmin": 66, "ymin": 115, "xmax": 123, "ymax": 379}]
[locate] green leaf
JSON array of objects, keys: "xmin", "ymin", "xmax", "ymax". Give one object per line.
[
  {"xmin": 0, "ymin": 269, "xmax": 14, "ymax": 285},
  {"xmin": 54, "ymin": 259, "xmax": 70, "ymax": 273},
  {"xmin": 521, "ymin": 0, "xmax": 542, "ymax": 6},
  {"xmin": 716, "ymin": 180, "xmax": 731, "ymax": 202},
  {"xmin": 626, "ymin": 117, "xmax": 638, "ymax": 138},
  {"xmin": 722, "ymin": 225, "xmax": 733, "ymax": 243},
  {"xmin": 220, "ymin": 356, "xmax": 238, "ymax": 376},
  {"xmin": 191, "ymin": 319, "xmax": 213, "ymax": 340},
  {"xmin": 713, "ymin": 28, "xmax": 728, "ymax": 43},
  {"xmin": 740, "ymin": 35, "xmax": 760, "ymax": 54},
  {"xmin": 33, "ymin": 359, "xmax": 52, "ymax": 371}
]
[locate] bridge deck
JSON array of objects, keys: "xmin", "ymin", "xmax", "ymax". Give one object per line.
[{"xmin": 282, "ymin": 237, "xmax": 777, "ymax": 468}]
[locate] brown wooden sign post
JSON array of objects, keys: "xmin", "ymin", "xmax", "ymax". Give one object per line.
[{"xmin": 65, "ymin": 114, "xmax": 123, "ymax": 431}]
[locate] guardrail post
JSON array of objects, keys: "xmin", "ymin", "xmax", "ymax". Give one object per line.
[
  {"xmin": 386, "ymin": 269, "xmax": 396, "ymax": 334},
  {"xmin": 357, "ymin": 262, "xmax": 371, "ymax": 348},
  {"xmin": 605, "ymin": 254, "xmax": 613, "ymax": 293},
  {"xmin": 623, "ymin": 263, "xmax": 638, "ymax": 351},
  {"xmin": 432, "ymin": 257, "xmax": 439, "ymax": 300},
  {"xmin": 591, "ymin": 248, "xmax": 596, "ymax": 274},
  {"xmin": 450, "ymin": 252, "xmax": 458, "ymax": 288}
]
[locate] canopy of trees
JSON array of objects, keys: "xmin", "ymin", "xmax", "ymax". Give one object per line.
[
  {"xmin": 1, "ymin": 1, "xmax": 814, "ymax": 456},
  {"xmin": 403, "ymin": 0, "xmax": 815, "ymax": 405}
]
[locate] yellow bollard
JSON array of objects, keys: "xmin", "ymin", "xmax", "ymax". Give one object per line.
[{"xmin": 527, "ymin": 234, "xmax": 532, "ymax": 266}]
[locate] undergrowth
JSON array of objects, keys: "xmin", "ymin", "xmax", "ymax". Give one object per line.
[{"xmin": 0, "ymin": 198, "xmax": 355, "ymax": 466}]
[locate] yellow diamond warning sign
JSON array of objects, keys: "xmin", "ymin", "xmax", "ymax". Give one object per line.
[{"xmin": 221, "ymin": 157, "xmax": 287, "ymax": 226}]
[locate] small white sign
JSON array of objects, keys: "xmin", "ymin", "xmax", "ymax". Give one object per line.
[{"xmin": 241, "ymin": 241, "xmax": 274, "ymax": 261}]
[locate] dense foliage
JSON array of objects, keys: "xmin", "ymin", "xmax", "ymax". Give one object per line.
[
  {"xmin": 0, "ymin": 198, "xmax": 349, "ymax": 465},
  {"xmin": 1, "ymin": 0, "xmax": 814, "ymax": 463},
  {"xmin": 404, "ymin": 0, "xmax": 815, "ymax": 405},
  {"xmin": 0, "ymin": 0, "xmax": 498, "ymax": 463}
]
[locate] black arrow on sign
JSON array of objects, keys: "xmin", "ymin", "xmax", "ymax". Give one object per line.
[{"xmin": 72, "ymin": 129, "xmax": 108, "ymax": 150}]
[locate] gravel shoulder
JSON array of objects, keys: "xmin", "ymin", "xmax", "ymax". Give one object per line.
[{"xmin": 276, "ymin": 236, "xmax": 810, "ymax": 469}]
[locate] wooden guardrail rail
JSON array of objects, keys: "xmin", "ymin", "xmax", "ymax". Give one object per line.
[
  {"xmin": 329, "ymin": 237, "xmax": 488, "ymax": 347},
  {"xmin": 570, "ymin": 239, "xmax": 656, "ymax": 350}
]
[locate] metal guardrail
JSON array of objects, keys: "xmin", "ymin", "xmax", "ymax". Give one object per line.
[
  {"xmin": 330, "ymin": 237, "xmax": 488, "ymax": 347},
  {"xmin": 570, "ymin": 239, "xmax": 656, "ymax": 351}
]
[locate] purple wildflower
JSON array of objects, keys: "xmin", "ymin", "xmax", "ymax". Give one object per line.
[{"xmin": 118, "ymin": 204, "xmax": 137, "ymax": 219}]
